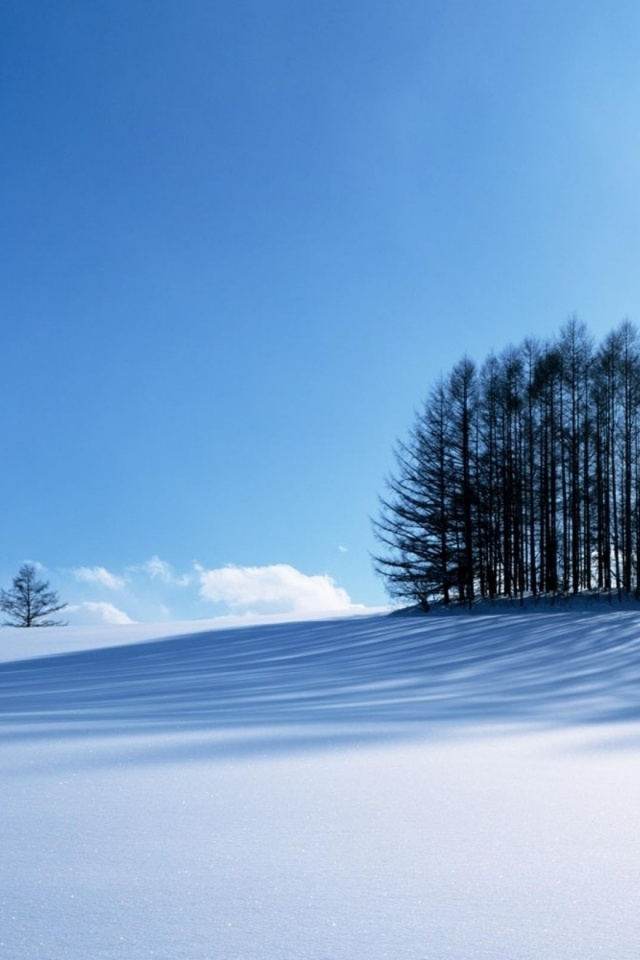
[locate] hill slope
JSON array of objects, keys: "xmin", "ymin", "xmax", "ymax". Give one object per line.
[
  {"xmin": 1, "ymin": 610, "xmax": 640, "ymax": 758},
  {"xmin": 2, "ymin": 611, "xmax": 640, "ymax": 959}
]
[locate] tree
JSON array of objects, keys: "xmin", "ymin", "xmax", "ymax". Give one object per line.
[
  {"xmin": 0, "ymin": 564, "xmax": 67, "ymax": 627},
  {"xmin": 373, "ymin": 379, "xmax": 456, "ymax": 608},
  {"xmin": 374, "ymin": 319, "xmax": 640, "ymax": 608},
  {"xmin": 447, "ymin": 357, "xmax": 478, "ymax": 604}
]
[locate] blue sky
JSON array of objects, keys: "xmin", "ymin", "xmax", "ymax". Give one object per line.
[{"xmin": 3, "ymin": 0, "xmax": 640, "ymax": 623}]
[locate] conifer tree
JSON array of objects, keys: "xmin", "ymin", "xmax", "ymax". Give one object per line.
[{"xmin": 1, "ymin": 564, "xmax": 67, "ymax": 627}]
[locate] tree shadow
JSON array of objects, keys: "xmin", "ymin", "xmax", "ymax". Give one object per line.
[{"xmin": 1, "ymin": 612, "xmax": 639, "ymax": 766}]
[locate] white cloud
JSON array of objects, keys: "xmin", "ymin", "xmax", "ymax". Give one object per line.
[
  {"xmin": 142, "ymin": 556, "xmax": 173, "ymax": 581},
  {"xmin": 68, "ymin": 601, "xmax": 135, "ymax": 625},
  {"xmin": 338, "ymin": 545, "xmax": 348, "ymax": 553},
  {"xmin": 196, "ymin": 563, "xmax": 354, "ymax": 614},
  {"xmin": 138, "ymin": 556, "xmax": 191, "ymax": 587},
  {"xmin": 74, "ymin": 566, "xmax": 125, "ymax": 590}
]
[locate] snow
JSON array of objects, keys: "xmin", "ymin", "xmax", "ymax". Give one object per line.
[{"xmin": 2, "ymin": 610, "xmax": 640, "ymax": 958}]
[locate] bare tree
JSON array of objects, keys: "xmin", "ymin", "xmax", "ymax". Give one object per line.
[
  {"xmin": 1, "ymin": 564, "xmax": 67, "ymax": 627},
  {"xmin": 374, "ymin": 319, "xmax": 640, "ymax": 608},
  {"xmin": 373, "ymin": 378, "xmax": 457, "ymax": 608}
]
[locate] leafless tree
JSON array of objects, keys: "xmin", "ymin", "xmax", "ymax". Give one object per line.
[{"xmin": 1, "ymin": 563, "xmax": 67, "ymax": 627}]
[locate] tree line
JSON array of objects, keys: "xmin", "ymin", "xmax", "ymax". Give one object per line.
[{"xmin": 374, "ymin": 318, "xmax": 640, "ymax": 608}]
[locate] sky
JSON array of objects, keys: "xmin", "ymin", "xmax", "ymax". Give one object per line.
[{"xmin": 3, "ymin": 0, "xmax": 640, "ymax": 624}]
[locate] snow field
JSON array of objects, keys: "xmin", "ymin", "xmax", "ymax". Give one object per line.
[{"xmin": 2, "ymin": 611, "xmax": 640, "ymax": 959}]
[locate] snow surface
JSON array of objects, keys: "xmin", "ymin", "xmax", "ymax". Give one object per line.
[{"xmin": 2, "ymin": 609, "xmax": 640, "ymax": 958}]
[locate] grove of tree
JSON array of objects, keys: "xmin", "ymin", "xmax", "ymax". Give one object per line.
[{"xmin": 373, "ymin": 318, "xmax": 640, "ymax": 608}]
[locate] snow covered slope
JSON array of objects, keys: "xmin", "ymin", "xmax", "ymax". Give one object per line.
[{"xmin": 2, "ymin": 611, "xmax": 640, "ymax": 958}]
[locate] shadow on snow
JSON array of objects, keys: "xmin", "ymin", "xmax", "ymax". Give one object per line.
[{"xmin": 1, "ymin": 612, "xmax": 640, "ymax": 765}]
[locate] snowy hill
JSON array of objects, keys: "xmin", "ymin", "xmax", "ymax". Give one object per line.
[{"xmin": 2, "ymin": 611, "xmax": 640, "ymax": 958}]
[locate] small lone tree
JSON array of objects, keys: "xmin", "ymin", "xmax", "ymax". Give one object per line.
[{"xmin": 1, "ymin": 563, "xmax": 67, "ymax": 627}]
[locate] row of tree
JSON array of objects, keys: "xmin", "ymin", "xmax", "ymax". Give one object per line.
[{"xmin": 374, "ymin": 318, "xmax": 640, "ymax": 608}]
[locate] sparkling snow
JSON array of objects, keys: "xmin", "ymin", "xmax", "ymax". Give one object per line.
[{"xmin": 2, "ymin": 610, "xmax": 640, "ymax": 959}]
